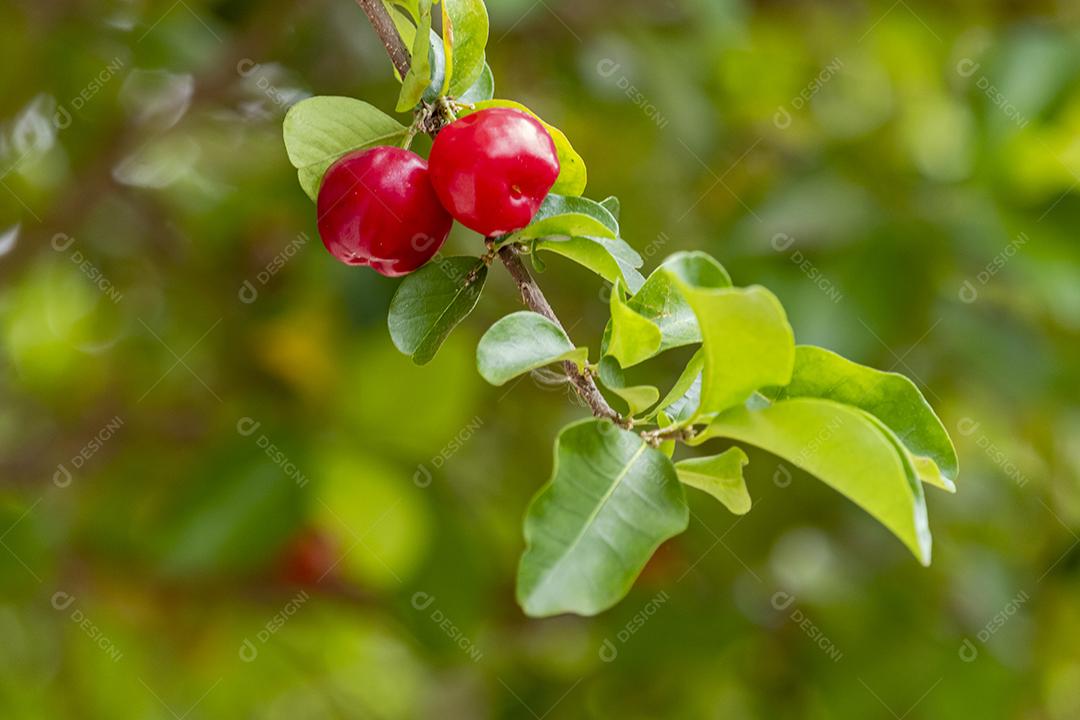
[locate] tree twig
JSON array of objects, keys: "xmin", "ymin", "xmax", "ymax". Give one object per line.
[
  {"xmin": 354, "ymin": 0, "xmax": 411, "ymax": 78},
  {"xmin": 354, "ymin": 0, "xmax": 622, "ymax": 423},
  {"xmin": 497, "ymin": 245, "xmax": 622, "ymax": 423}
]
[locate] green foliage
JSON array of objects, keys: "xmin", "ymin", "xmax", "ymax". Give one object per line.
[
  {"xmin": 692, "ymin": 399, "xmax": 933, "ymax": 564},
  {"xmin": 442, "ymin": 0, "xmax": 490, "ymax": 96},
  {"xmin": 475, "ymin": 310, "xmax": 586, "ymax": 385},
  {"xmin": 601, "ymin": 252, "xmax": 730, "ymax": 362},
  {"xmin": 282, "ymin": 96, "xmax": 408, "ymax": 200},
  {"xmin": 388, "ymin": 256, "xmax": 487, "ymax": 365},
  {"xmin": 675, "ymin": 447, "xmax": 751, "ymax": 514},
  {"xmin": 516, "ymin": 419, "xmax": 688, "ymax": 617},
  {"xmin": 606, "ymin": 278, "xmax": 662, "ymax": 367},
  {"xmin": 532, "ymin": 236, "xmax": 645, "ymax": 292},
  {"xmin": 763, "ymin": 345, "xmax": 958, "ymax": 492},
  {"xmin": 457, "ymin": 61, "xmax": 494, "ymax": 103},
  {"xmin": 669, "ymin": 278, "xmax": 794, "ymax": 420},
  {"xmin": 279, "ymin": 0, "xmax": 960, "ymax": 618},
  {"xmin": 597, "ymin": 356, "xmax": 660, "ymax": 416},
  {"xmin": 396, "ymin": 0, "xmax": 434, "ymax": 111},
  {"xmin": 515, "ymin": 192, "xmax": 618, "ymax": 240}
]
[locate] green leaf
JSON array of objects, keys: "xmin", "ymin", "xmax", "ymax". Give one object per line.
[
  {"xmin": 606, "ymin": 279, "xmax": 662, "ymax": 368},
  {"xmin": 653, "ymin": 347, "xmax": 704, "ymax": 422},
  {"xmin": 283, "ymin": 96, "xmax": 408, "ymax": 201},
  {"xmin": 764, "ymin": 345, "xmax": 958, "ymax": 492},
  {"xmin": 601, "ymin": 251, "xmax": 731, "ymax": 361},
  {"xmin": 676, "ymin": 447, "xmax": 751, "ymax": 514},
  {"xmin": 388, "ymin": 256, "xmax": 487, "ymax": 365},
  {"xmin": 597, "ymin": 356, "xmax": 659, "ymax": 416},
  {"xmin": 516, "ymin": 193, "xmax": 619, "ymax": 241},
  {"xmin": 476, "ymin": 311, "xmax": 587, "ymax": 386},
  {"xmin": 461, "ymin": 100, "xmax": 586, "ymax": 196},
  {"xmin": 457, "ymin": 61, "xmax": 494, "ymax": 103},
  {"xmin": 534, "ymin": 236, "xmax": 645, "ymax": 293},
  {"xmin": 443, "ymin": 0, "xmax": 489, "ymax": 97},
  {"xmin": 397, "ymin": 0, "xmax": 434, "ymax": 111},
  {"xmin": 423, "ymin": 27, "xmax": 448, "ymax": 103},
  {"xmin": 517, "ymin": 419, "xmax": 689, "ymax": 617},
  {"xmin": 692, "ymin": 398, "xmax": 932, "ymax": 565},
  {"xmin": 668, "ymin": 268, "xmax": 793, "ymax": 419},
  {"xmin": 387, "ymin": 1, "xmax": 447, "ymax": 101}
]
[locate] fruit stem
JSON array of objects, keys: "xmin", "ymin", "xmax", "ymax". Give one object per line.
[{"xmin": 355, "ymin": 0, "xmax": 624, "ymax": 425}]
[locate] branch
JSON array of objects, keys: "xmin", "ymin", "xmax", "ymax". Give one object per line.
[
  {"xmin": 355, "ymin": 0, "xmax": 623, "ymax": 424},
  {"xmin": 497, "ymin": 245, "xmax": 622, "ymax": 423},
  {"xmin": 354, "ymin": 0, "xmax": 411, "ymax": 78}
]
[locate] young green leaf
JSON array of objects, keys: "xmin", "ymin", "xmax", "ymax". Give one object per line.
[
  {"xmin": 676, "ymin": 447, "xmax": 751, "ymax": 514},
  {"xmin": 460, "ymin": 100, "xmax": 586, "ymax": 195},
  {"xmin": 283, "ymin": 96, "xmax": 408, "ymax": 201},
  {"xmin": 597, "ymin": 356, "xmax": 660, "ymax": 416},
  {"xmin": 534, "ymin": 236, "xmax": 645, "ymax": 293},
  {"xmin": 388, "ymin": 256, "xmax": 487, "ymax": 365},
  {"xmin": 396, "ymin": 0, "xmax": 434, "ymax": 111},
  {"xmin": 457, "ymin": 61, "xmax": 494, "ymax": 103},
  {"xmin": 476, "ymin": 311, "xmax": 587, "ymax": 386},
  {"xmin": 668, "ymin": 272, "xmax": 794, "ymax": 419},
  {"xmin": 763, "ymin": 345, "xmax": 958, "ymax": 492},
  {"xmin": 600, "ymin": 251, "xmax": 731, "ymax": 361},
  {"xmin": 515, "ymin": 193, "xmax": 619, "ymax": 241},
  {"xmin": 443, "ymin": 0, "xmax": 489, "ymax": 97},
  {"xmin": 606, "ymin": 279, "xmax": 662, "ymax": 368},
  {"xmin": 517, "ymin": 419, "xmax": 689, "ymax": 617},
  {"xmin": 692, "ymin": 398, "xmax": 932, "ymax": 565}
]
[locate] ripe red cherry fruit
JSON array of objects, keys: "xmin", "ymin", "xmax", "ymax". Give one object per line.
[
  {"xmin": 316, "ymin": 146, "xmax": 452, "ymax": 276},
  {"xmin": 428, "ymin": 107, "xmax": 560, "ymax": 237}
]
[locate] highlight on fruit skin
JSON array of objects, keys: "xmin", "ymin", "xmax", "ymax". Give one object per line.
[
  {"xmin": 428, "ymin": 107, "xmax": 560, "ymax": 237},
  {"xmin": 316, "ymin": 146, "xmax": 453, "ymax": 277}
]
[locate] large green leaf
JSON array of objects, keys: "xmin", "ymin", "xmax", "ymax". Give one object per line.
[
  {"xmin": 443, "ymin": 0, "xmax": 489, "ymax": 96},
  {"xmin": 388, "ymin": 256, "xmax": 487, "ymax": 365},
  {"xmin": 283, "ymin": 96, "xmax": 408, "ymax": 201},
  {"xmin": 676, "ymin": 447, "xmax": 751, "ymax": 514},
  {"xmin": 692, "ymin": 398, "xmax": 932, "ymax": 564},
  {"xmin": 668, "ymin": 268, "xmax": 794, "ymax": 419},
  {"xmin": 534, "ymin": 236, "xmax": 645, "ymax": 293},
  {"xmin": 461, "ymin": 100, "xmax": 586, "ymax": 196},
  {"xmin": 476, "ymin": 311, "xmax": 587, "ymax": 386},
  {"xmin": 606, "ymin": 279, "xmax": 662, "ymax": 368},
  {"xmin": 515, "ymin": 193, "xmax": 618, "ymax": 241},
  {"xmin": 396, "ymin": 0, "xmax": 434, "ymax": 111},
  {"xmin": 764, "ymin": 345, "xmax": 958, "ymax": 492},
  {"xmin": 601, "ymin": 251, "xmax": 731, "ymax": 363},
  {"xmin": 517, "ymin": 419, "xmax": 689, "ymax": 617}
]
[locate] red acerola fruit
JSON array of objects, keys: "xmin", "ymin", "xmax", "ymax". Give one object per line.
[
  {"xmin": 316, "ymin": 146, "xmax": 452, "ymax": 276},
  {"xmin": 428, "ymin": 107, "xmax": 560, "ymax": 237}
]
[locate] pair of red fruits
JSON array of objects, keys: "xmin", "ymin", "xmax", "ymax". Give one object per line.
[{"xmin": 317, "ymin": 107, "xmax": 560, "ymax": 276}]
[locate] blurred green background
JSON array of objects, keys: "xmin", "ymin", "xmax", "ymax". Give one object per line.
[{"xmin": 1, "ymin": 0, "xmax": 1078, "ymax": 717}]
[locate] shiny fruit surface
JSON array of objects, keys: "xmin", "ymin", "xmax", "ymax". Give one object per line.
[{"xmin": 316, "ymin": 146, "xmax": 452, "ymax": 276}]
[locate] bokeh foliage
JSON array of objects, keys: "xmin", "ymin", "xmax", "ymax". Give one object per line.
[{"xmin": 0, "ymin": 0, "xmax": 1078, "ymax": 717}]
